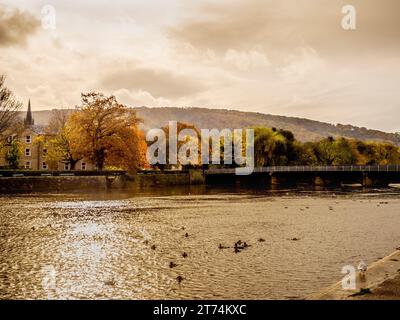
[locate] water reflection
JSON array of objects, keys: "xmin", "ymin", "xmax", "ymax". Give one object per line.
[{"xmin": 1, "ymin": 187, "xmax": 400, "ymax": 299}]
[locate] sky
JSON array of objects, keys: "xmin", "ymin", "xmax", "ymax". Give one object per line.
[{"xmin": 0, "ymin": 0, "xmax": 400, "ymax": 132}]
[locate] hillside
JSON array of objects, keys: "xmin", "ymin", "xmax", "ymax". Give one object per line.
[{"xmin": 20, "ymin": 107, "xmax": 400, "ymax": 145}]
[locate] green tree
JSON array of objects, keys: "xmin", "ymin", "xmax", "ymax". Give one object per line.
[
  {"xmin": 253, "ymin": 127, "xmax": 292, "ymax": 166},
  {"xmin": 6, "ymin": 139, "xmax": 22, "ymax": 169},
  {"xmin": 313, "ymin": 137, "xmax": 358, "ymax": 165},
  {"xmin": 292, "ymin": 141, "xmax": 318, "ymax": 165},
  {"xmin": 44, "ymin": 110, "xmax": 83, "ymax": 170},
  {"xmin": 332, "ymin": 138, "xmax": 358, "ymax": 165},
  {"xmin": 313, "ymin": 137, "xmax": 337, "ymax": 165}
]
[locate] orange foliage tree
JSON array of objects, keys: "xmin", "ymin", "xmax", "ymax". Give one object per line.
[
  {"xmin": 67, "ymin": 92, "xmax": 147, "ymax": 171},
  {"xmin": 152, "ymin": 122, "xmax": 200, "ymax": 171}
]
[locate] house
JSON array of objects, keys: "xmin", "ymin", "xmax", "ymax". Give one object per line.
[{"xmin": 0, "ymin": 100, "xmax": 94, "ymax": 171}]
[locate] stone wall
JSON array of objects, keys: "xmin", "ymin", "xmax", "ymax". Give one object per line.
[
  {"xmin": 0, "ymin": 176, "xmax": 109, "ymax": 193},
  {"xmin": 124, "ymin": 173, "xmax": 190, "ymax": 189},
  {"xmin": 0, "ymin": 170, "xmax": 206, "ymax": 193}
]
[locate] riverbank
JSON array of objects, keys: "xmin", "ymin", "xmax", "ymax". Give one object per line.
[{"xmin": 309, "ymin": 249, "xmax": 400, "ymax": 300}]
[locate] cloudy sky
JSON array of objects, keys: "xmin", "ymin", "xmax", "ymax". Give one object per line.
[{"xmin": 1, "ymin": 0, "xmax": 400, "ymax": 132}]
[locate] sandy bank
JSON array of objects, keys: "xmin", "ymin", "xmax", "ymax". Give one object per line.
[{"xmin": 309, "ymin": 250, "xmax": 400, "ymax": 300}]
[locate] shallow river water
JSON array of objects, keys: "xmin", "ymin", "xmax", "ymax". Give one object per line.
[{"xmin": 1, "ymin": 187, "xmax": 400, "ymax": 299}]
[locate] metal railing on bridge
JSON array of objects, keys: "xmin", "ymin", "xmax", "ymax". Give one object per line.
[
  {"xmin": 0, "ymin": 170, "xmax": 126, "ymax": 177},
  {"xmin": 205, "ymin": 165, "xmax": 400, "ymax": 174}
]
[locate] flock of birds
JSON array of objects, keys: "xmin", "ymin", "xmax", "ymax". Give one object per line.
[
  {"xmin": 138, "ymin": 201, "xmax": 392, "ymax": 286},
  {"xmin": 144, "ymin": 226, "xmax": 190, "ymax": 284},
  {"xmin": 141, "ymin": 204, "xmax": 315, "ymax": 285},
  {"xmin": 143, "ymin": 227, "xmax": 278, "ymax": 285}
]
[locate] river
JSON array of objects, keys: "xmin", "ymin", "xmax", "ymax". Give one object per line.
[{"xmin": 1, "ymin": 186, "xmax": 400, "ymax": 299}]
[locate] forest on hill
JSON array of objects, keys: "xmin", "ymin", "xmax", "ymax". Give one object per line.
[{"xmin": 26, "ymin": 107, "xmax": 400, "ymax": 145}]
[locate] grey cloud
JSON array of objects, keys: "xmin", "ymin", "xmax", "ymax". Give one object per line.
[
  {"xmin": 100, "ymin": 66, "xmax": 207, "ymax": 99},
  {"xmin": 0, "ymin": 6, "xmax": 40, "ymax": 47},
  {"xmin": 170, "ymin": 0, "xmax": 400, "ymax": 59}
]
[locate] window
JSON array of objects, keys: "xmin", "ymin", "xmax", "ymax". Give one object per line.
[
  {"xmin": 64, "ymin": 163, "xmax": 70, "ymax": 171},
  {"xmin": 25, "ymin": 161, "xmax": 31, "ymax": 169},
  {"xmin": 81, "ymin": 162, "xmax": 86, "ymax": 171},
  {"xmin": 42, "ymin": 162, "xmax": 48, "ymax": 170},
  {"xmin": 25, "ymin": 135, "xmax": 31, "ymax": 143},
  {"xmin": 25, "ymin": 148, "xmax": 31, "ymax": 156},
  {"xmin": 43, "ymin": 149, "xmax": 47, "ymax": 156}
]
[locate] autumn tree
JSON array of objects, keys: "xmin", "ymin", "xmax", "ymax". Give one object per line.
[
  {"xmin": 374, "ymin": 143, "xmax": 400, "ymax": 165},
  {"xmin": 105, "ymin": 125, "xmax": 147, "ymax": 171},
  {"xmin": 42, "ymin": 110, "xmax": 83, "ymax": 170},
  {"xmin": 0, "ymin": 75, "xmax": 22, "ymax": 141},
  {"xmin": 150, "ymin": 122, "xmax": 200, "ymax": 171},
  {"xmin": 67, "ymin": 92, "xmax": 146, "ymax": 171}
]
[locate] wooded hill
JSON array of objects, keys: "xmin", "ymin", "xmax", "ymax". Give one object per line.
[{"xmin": 21, "ymin": 107, "xmax": 400, "ymax": 145}]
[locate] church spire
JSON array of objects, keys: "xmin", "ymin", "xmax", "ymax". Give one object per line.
[{"xmin": 24, "ymin": 99, "xmax": 34, "ymax": 126}]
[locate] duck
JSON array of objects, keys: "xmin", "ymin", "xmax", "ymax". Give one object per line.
[
  {"xmin": 182, "ymin": 252, "xmax": 188, "ymax": 258},
  {"xmin": 258, "ymin": 238, "xmax": 266, "ymax": 242},
  {"xmin": 151, "ymin": 244, "xmax": 156, "ymax": 250},
  {"xmin": 169, "ymin": 262, "xmax": 178, "ymax": 268},
  {"xmin": 234, "ymin": 240, "xmax": 248, "ymax": 250},
  {"xmin": 176, "ymin": 275, "xmax": 184, "ymax": 283}
]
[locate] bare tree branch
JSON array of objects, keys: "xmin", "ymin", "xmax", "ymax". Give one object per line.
[{"xmin": 0, "ymin": 75, "xmax": 22, "ymax": 136}]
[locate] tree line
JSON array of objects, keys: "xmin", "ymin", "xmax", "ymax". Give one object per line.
[
  {"xmin": 251, "ymin": 127, "xmax": 400, "ymax": 167},
  {"xmin": 1, "ymin": 74, "xmax": 400, "ymax": 171}
]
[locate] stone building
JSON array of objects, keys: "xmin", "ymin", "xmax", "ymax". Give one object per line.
[{"xmin": 0, "ymin": 100, "xmax": 93, "ymax": 171}]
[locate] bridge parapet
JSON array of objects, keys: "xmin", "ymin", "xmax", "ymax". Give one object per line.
[{"xmin": 206, "ymin": 165, "xmax": 400, "ymax": 175}]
